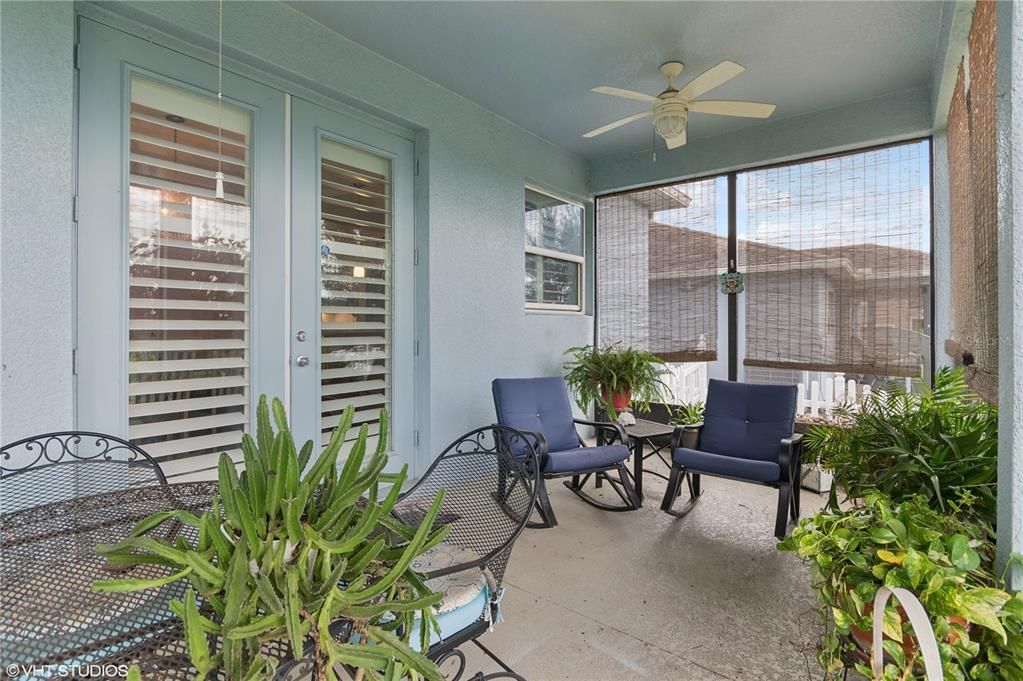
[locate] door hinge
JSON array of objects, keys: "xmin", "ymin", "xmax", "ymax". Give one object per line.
[
  {"xmin": 414, "ymin": 430, "xmax": 420, "ymax": 447},
  {"xmin": 72, "ymin": 348, "xmax": 78, "ymax": 376},
  {"xmin": 415, "ymin": 159, "xmax": 420, "ymax": 176},
  {"xmin": 73, "ymin": 43, "xmax": 81, "ymax": 71},
  {"xmin": 413, "ymin": 248, "xmax": 419, "ymax": 266},
  {"xmin": 414, "ymin": 339, "xmax": 419, "ymax": 357},
  {"xmin": 72, "ymin": 194, "xmax": 79, "ymax": 223}
]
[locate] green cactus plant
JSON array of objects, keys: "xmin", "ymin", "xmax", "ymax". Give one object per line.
[{"xmin": 94, "ymin": 396, "xmax": 447, "ymax": 681}]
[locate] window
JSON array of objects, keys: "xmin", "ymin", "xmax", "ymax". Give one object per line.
[{"xmin": 525, "ymin": 186, "xmax": 584, "ymax": 310}]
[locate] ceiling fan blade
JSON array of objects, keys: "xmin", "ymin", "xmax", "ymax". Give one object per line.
[
  {"xmin": 664, "ymin": 128, "xmax": 687, "ymax": 149},
  {"xmin": 676, "ymin": 60, "xmax": 745, "ymax": 100},
  {"xmin": 591, "ymin": 86, "xmax": 658, "ymax": 102},
  {"xmin": 582, "ymin": 111, "xmax": 652, "ymax": 138},
  {"xmin": 688, "ymin": 100, "xmax": 776, "ymax": 118}
]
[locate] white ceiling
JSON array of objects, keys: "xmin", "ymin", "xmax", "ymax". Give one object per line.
[{"xmin": 288, "ymin": 1, "xmax": 944, "ymax": 160}]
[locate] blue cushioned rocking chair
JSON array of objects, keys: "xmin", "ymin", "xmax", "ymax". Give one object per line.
[
  {"xmin": 659, "ymin": 379, "xmax": 804, "ymax": 538},
  {"xmin": 492, "ymin": 377, "xmax": 640, "ymax": 528}
]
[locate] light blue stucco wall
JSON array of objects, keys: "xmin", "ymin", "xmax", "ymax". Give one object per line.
[
  {"xmin": 0, "ymin": 1, "xmax": 76, "ymax": 443},
  {"xmin": 0, "ymin": 1, "xmax": 592, "ymax": 469},
  {"xmin": 995, "ymin": 0, "xmax": 1022, "ymax": 589},
  {"xmin": 588, "ymin": 87, "xmax": 933, "ymax": 194}
]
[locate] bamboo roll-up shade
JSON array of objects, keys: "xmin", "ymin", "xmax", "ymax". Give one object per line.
[
  {"xmin": 740, "ymin": 141, "xmax": 931, "ymax": 378},
  {"xmin": 596, "ymin": 179, "xmax": 724, "ymax": 362},
  {"xmin": 946, "ymin": 0, "xmax": 998, "ymax": 402}
]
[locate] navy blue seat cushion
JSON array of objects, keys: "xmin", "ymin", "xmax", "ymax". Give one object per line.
[
  {"xmin": 492, "ymin": 377, "xmax": 580, "ymax": 453},
  {"xmin": 698, "ymin": 379, "xmax": 797, "ymax": 462},
  {"xmin": 545, "ymin": 444, "xmax": 629, "ymax": 474},
  {"xmin": 672, "ymin": 447, "xmax": 780, "ymax": 482}
]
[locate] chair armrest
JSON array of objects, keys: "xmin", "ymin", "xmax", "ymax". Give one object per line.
[
  {"xmin": 487, "ymin": 423, "xmax": 549, "ymax": 472},
  {"xmin": 778, "ymin": 433, "xmax": 804, "ymax": 483},
  {"xmin": 573, "ymin": 418, "xmax": 627, "ymax": 446},
  {"xmin": 670, "ymin": 422, "xmax": 703, "ymax": 450}
]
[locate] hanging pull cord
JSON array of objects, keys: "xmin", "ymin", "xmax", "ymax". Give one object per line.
[{"xmin": 215, "ymin": 0, "xmax": 225, "ymax": 200}]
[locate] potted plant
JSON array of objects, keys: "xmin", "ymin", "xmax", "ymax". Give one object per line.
[
  {"xmin": 668, "ymin": 401, "xmax": 703, "ymax": 450},
  {"xmin": 779, "ymin": 494, "xmax": 1023, "ymax": 680},
  {"xmin": 563, "ymin": 343, "xmax": 669, "ymax": 418},
  {"xmin": 94, "ymin": 396, "xmax": 447, "ymax": 681}
]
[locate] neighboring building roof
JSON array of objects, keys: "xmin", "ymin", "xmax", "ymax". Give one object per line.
[{"xmin": 646, "ymin": 222, "xmax": 929, "ymax": 280}]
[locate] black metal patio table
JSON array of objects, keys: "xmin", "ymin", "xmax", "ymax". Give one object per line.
[
  {"xmin": 0, "ymin": 481, "xmax": 225, "ymax": 679},
  {"xmin": 0, "ymin": 480, "xmax": 522, "ymax": 681},
  {"xmin": 622, "ymin": 419, "xmax": 676, "ymax": 502}
]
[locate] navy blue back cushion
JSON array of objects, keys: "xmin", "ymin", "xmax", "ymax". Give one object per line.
[
  {"xmin": 699, "ymin": 379, "xmax": 797, "ymax": 462},
  {"xmin": 492, "ymin": 377, "xmax": 580, "ymax": 453}
]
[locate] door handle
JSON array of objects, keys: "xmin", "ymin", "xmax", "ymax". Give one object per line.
[{"xmin": 295, "ymin": 355, "xmax": 310, "ymax": 367}]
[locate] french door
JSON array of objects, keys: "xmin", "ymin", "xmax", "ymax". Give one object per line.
[
  {"xmin": 289, "ymin": 100, "xmax": 415, "ymax": 473},
  {"xmin": 77, "ymin": 20, "xmax": 416, "ymax": 480}
]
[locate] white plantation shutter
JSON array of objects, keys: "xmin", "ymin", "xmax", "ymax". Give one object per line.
[
  {"xmin": 127, "ymin": 75, "xmax": 252, "ymax": 478},
  {"xmin": 319, "ymin": 140, "xmax": 392, "ymax": 448}
]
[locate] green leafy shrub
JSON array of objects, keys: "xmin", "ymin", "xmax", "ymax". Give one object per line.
[
  {"xmin": 94, "ymin": 397, "xmax": 447, "ymax": 681},
  {"xmin": 806, "ymin": 368, "xmax": 998, "ymax": 524},
  {"xmin": 779, "ymin": 494, "xmax": 1023, "ymax": 680},
  {"xmin": 563, "ymin": 343, "xmax": 668, "ymax": 417}
]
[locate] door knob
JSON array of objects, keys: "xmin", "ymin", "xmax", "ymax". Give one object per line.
[{"xmin": 295, "ymin": 355, "xmax": 310, "ymax": 367}]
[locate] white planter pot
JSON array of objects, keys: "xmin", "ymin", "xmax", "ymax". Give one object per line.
[{"xmin": 800, "ymin": 465, "xmax": 833, "ymax": 493}]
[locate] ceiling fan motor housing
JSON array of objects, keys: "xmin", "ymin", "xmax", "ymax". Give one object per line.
[{"xmin": 653, "ymin": 100, "xmax": 688, "ymax": 139}]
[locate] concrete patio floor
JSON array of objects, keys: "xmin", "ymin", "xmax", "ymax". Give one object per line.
[{"xmin": 455, "ymin": 462, "xmax": 828, "ymax": 681}]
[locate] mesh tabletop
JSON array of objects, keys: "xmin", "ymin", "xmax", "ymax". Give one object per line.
[{"xmin": 0, "ymin": 482, "xmax": 216, "ymax": 677}]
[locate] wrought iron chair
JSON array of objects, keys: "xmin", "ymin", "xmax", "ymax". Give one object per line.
[
  {"xmin": 492, "ymin": 376, "xmax": 639, "ymax": 528},
  {"xmin": 390, "ymin": 425, "xmax": 537, "ymax": 679},
  {"xmin": 275, "ymin": 425, "xmax": 538, "ymax": 680},
  {"xmin": 0, "ymin": 431, "xmax": 167, "ymax": 513},
  {"xmin": 659, "ymin": 379, "xmax": 803, "ymax": 538}
]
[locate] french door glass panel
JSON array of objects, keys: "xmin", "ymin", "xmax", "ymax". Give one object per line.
[
  {"xmin": 128, "ymin": 75, "xmax": 253, "ymax": 461},
  {"xmin": 319, "ymin": 139, "xmax": 392, "ymax": 447}
]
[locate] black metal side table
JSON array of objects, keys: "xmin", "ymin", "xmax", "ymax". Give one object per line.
[{"xmin": 622, "ymin": 419, "xmax": 676, "ymax": 502}]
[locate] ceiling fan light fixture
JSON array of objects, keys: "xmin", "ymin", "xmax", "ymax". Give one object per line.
[{"xmin": 653, "ymin": 104, "xmax": 687, "ymax": 140}]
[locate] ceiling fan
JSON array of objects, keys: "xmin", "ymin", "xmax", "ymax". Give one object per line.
[{"xmin": 584, "ymin": 60, "xmax": 776, "ymax": 150}]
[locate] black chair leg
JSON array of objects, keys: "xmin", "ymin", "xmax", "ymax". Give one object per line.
[
  {"xmin": 615, "ymin": 462, "xmax": 641, "ymax": 509},
  {"xmin": 660, "ymin": 464, "xmax": 701, "ymax": 518},
  {"xmin": 527, "ymin": 475, "xmax": 558, "ymax": 529},
  {"xmin": 790, "ymin": 481, "xmax": 801, "ymax": 522},
  {"xmin": 775, "ymin": 482, "xmax": 791, "ymax": 538}
]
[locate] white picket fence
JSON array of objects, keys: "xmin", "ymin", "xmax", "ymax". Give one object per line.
[
  {"xmin": 663, "ymin": 363, "xmax": 709, "ymax": 405},
  {"xmin": 662, "ymin": 363, "xmax": 914, "ymax": 420},
  {"xmin": 797, "ymin": 371, "xmax": 913, "ymax": 418}
]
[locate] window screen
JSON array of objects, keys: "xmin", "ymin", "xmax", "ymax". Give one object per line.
[
  {"xmin": 739, "ymin": 141, "xmax": 931, "ymax": 379},
  {"xmin": 596, "ymin": 179, "xmax": 725, "ymax": 361}
]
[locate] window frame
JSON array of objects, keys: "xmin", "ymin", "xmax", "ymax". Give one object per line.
[{"xmin": 524, "ymin": 183, "xmax": 585, "ymax": 312}]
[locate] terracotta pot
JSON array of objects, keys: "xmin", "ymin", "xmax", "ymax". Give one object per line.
[
  {"xmin": 601, "ymin": 389, "xmax": 631, "ymax": 412},
  {"xmin": 849, "ymin": 603, "xmax": 969, "ymax": 657}
]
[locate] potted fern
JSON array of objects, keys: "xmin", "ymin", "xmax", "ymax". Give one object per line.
[
  {"xmin": 93, "ymin": 396, "xmax": 447, "ymax": 681},
  {"xmin": 563, "ymin": 343, "xmax": 669, "ymax": 418}
]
